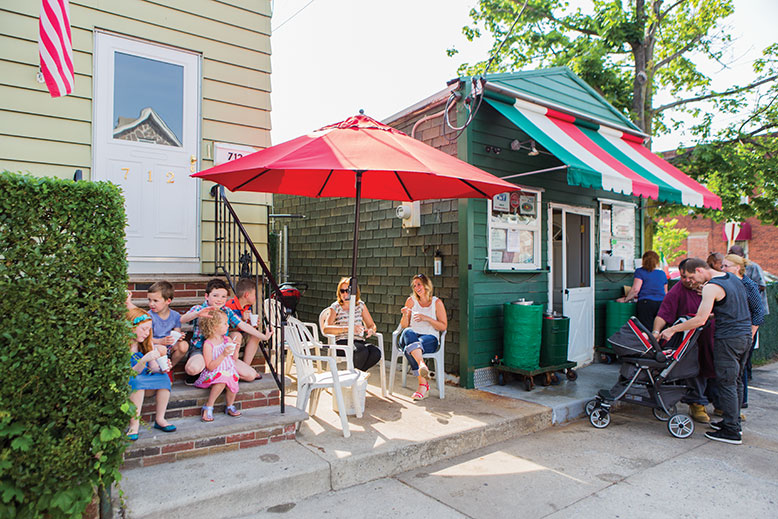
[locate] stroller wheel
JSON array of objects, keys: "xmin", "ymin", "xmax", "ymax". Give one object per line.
[
  {"xmin": 667, "ymin": 414, "xmax": 694, "ymax": 438},
  {"xmin": 652, "ymin": 404, "xmax": 678, "ymax": 422},
  {"xmin": 585, "ymin": 399, "xmax": 597, "ymax": 416},
  {"xmin": 589, "ymin": 408, "xmax": 610, "ymax": 429},
  {"xmin": 566, "ymin": 369, "xmax": 578, "ymax": 381}
]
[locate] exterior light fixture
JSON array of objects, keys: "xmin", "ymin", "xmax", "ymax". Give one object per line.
[{"xmin": 434, "ymin": 249, "xmax": 443, "ymax": 276}]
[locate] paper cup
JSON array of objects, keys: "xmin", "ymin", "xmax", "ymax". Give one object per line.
[
  {"xmin": 169, "ymin": 330, "xmax": 182, "ymax": 343},
  {"xmin": 250, "ymin": 314, "xmax": 259, "ymax": 327},
  {"xmin": 156, "ymin": 355, "xmax": 171, "ymax": 372}
]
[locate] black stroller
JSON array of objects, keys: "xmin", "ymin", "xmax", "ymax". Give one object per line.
[{"xmin": 586, "ymin": 316, "xmax": 703, "ymax": 438}]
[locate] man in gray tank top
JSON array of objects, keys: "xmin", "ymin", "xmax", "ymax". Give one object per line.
[{"xmin": 659, "ymin": 258, "xmax": 751, "ymax": 444}]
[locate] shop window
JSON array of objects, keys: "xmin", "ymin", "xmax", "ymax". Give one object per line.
[
  {"xmin": 487, "ymin": 189, "xmax": 542, "ymax": 270},
  {"xmin": 598, "ymin": 199, "xmax": 636, "ymax": 272}
]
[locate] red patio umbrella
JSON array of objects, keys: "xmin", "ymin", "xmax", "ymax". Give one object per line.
[{"xmin": 193, "ymin": 114, "xmax": 518, "ymax": 348}]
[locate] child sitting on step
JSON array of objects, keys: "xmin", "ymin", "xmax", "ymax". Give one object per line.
[
  {"xmin": 127, "ymin": 308, "xmax": 176, "ymax": 440},
  {"xmin": 195, "ymin": 310, "xmax": 242, "ymax": 422}
]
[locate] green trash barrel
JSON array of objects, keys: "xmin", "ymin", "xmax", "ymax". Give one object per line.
[
  {"xmin": 540, "ymin": 315, "xmax": 570, "ymax": 367},
  {"xmin": 605, "ymin": 300, "xmax": 637, "ymax": 344},
  {"xmin": 503, "ymin": 302, "xmax": 543, "ymax": 370}
]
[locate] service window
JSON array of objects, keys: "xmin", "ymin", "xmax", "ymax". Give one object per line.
[
  {"xmin": 598, "ymin": 199, "xmax": 636, "ymax": 272},
  {"xmin": 488, "ymin": 189, "xmax": 542, "ymax": 270}
]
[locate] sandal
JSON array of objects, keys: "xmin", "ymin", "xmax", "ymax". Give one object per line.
[
  {"xmin": 411, "ymin": 382, "xmax": 430, "ymax": 400},
  {"xmin": 419, "ymin": 363, "xmax": 430, "ymax": 380},
  {"xmin": 201, "ymin": 406, "xmax": 214, "ymax": 422},
  {"xmin": 225, "ymin": 405, "xmax": 242, "ymax": 417}
]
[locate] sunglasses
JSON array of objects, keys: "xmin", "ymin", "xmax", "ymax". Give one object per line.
[{"xmin": 339, "ymin": 288, "xmax": 349, "ymax": 293}]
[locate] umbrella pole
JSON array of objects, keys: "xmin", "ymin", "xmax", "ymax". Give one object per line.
[{"xmin": 347, "ymin": 171, "xmax": 364, "ymax": 359}]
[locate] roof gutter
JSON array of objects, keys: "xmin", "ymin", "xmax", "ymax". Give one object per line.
[{"xmin": 483, "ymin": 81, "xmax": 649, "ymax": 141}]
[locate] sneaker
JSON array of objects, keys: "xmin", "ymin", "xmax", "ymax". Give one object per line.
[
  {"xmin": 688, "ymin": 403, "xmax": 710, "ymax": 423},
  {"xmin": 705, "ymin": 428, "xmax": 742, "ymax": 445},
  {"xmin": 185, "ymin": 374, "xmax": 198, "ymax": 386},
  {"xmin": 709, "ymin": 421, "xmax": 742, "ymax": 434}
]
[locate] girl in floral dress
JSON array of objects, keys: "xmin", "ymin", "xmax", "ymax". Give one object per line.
[{"xmin": 195, "ymin": 310, "xmax": 242, "ymax": 421}]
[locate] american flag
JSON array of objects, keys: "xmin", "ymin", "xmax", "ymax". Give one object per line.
[{"xmin": 38, "ymin": 0, "xmax": 74, "ymax": 97}]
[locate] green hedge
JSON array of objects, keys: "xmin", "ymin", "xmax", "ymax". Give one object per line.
[
  {"xmin": 0, "ymin": 172, "xmax": 131, "ymax": 518},
  {"xmin": 753, "ymin": 283, "xmax": 778, "ymax": 365}
]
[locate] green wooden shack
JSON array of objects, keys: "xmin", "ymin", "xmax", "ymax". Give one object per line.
[{"xmin": 274, "ymin": 68, "xmax": 720, "ymax": 389}]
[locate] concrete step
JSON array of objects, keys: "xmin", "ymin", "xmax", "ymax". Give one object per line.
[
  {"xmin": 119, "ymin": 432, "xmax": 328, "ymax": 519},
  {"xmin": 137, "ymin": 376, "xmax": 291, "ymax": 424}
]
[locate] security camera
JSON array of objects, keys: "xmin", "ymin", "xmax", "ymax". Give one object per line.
[{"xmin": 396, "ymin": 205, "xmax": 411, "ymax": 219}]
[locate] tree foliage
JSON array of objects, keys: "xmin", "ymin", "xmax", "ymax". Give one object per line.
[
  {"xmin": 654, "ymin": 218, "xmax": 688, "ymax": 262},
  {"xmin": 451, "ymin": 0, "xmax": 778, "ymax": 222}
]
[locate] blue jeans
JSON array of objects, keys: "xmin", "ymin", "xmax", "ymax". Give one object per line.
[{"xmin": 399, "ymin": 328, "xmax": 438, "ymax": 376}]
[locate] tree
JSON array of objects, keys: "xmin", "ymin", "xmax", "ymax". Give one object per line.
[
  {"xmin": 654, "ymin": 218, "xmax": 689, "ymax": 262},
  {"xmin": 450, "ymin": 0, "xmax": 778, "ymax": 223},
  {"xmin": 450, "ymin": 0, "xmax": 777, "ymax": 141}
]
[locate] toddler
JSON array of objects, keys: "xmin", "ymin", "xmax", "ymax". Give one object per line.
[{"xmin": 194, "ymin": 310, "xmax": 242, "ymax": 421}]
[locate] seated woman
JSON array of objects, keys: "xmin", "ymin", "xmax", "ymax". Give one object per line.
[
  {"xmin": 323, "ymin": 277, "xmax": 382, "ymax": 372},
  {"xmin": 617, "ymin": 250, "xmax": 667, "ymax": 330},
  {"xmin": 399, "ymin": 273, "xmax": 447, "ymax": 400}
]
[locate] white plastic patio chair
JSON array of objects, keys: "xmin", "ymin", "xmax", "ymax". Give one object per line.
[
  {"xmin": 318, "ymin": 308, "xmax": 387, "ymax": 397},
  {"xmin": 389, "ymin": 326, "xmax": 446, "ymax": 399},
  {"xmin": 285, "ymin": 316, "xmax": 362, "ymax": 438},
  {"xmin": 265, "ymin": 298, "xmax": 322, "ymax": 377}
]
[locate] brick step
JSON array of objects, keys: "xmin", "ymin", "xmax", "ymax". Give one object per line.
[
  {"xmin": 128, "ymin": 274, "xmax": 227, "ymax": 302},
  {"xmin": 138, "ymin": 376, "xmax": 291, "ymax": 424},
  {"xmin": 123, "ymin": 404, "xmax": 307, "ymax": 469}
]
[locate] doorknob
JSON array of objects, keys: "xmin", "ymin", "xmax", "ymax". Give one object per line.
[{"xmin": 190, "ymin": 155, "xmax": 197, "ymax": 173}]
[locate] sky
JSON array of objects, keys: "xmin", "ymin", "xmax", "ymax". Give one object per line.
[{"xmin": 269, "ymin": 0, "xmax": 777, "ymax": 152}]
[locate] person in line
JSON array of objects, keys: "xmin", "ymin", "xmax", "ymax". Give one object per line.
[
  {"xmin": 126, "ymin": 308, "xmax": 176, "ymax": 440},
  {"xmin": 706, "ymin": 252, "xmax": 724, "ymax": 271},
  {"xmin": 728, "ymin": 244, "xmax": 769, "ymax": 399},
  {"xmin": 398, "ymin": 274, "xmax": 447, "ymax": 400},
  {"xmin": 182, "ymin": 278, "xmax": 271, "ymax": 384},
  {"xmin": 659, "ymin": 258, "xmax": 752, "ymax": 445},
  {"xmin": 323, "ymin": 277, "xmax": 382, "ymax": 372},
  {"xmin": 194, "ymin": 311, "xmax": 242, "ymax": 422},
  {"xmin": 225, "ymin": 278, "xmax": 263, "ymax": 379},
  {"xmin": 617, "ymin": 250, "xmax": 667, "ymax": 330},
  {"xmin": 147, "ymin": 281, "xmax": 189, "ymax": 376},
  {"xmin": 721, "ymin": 254, "xmax": 765, "ymax": 411},
  {"xmin": 651, "ymin": 259, "xmax": 716, "ymax": 423}
]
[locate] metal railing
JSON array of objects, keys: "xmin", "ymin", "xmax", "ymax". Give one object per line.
[{"xmin": 211, "ymin": 185, "xmax": 287, "ymax": 413}]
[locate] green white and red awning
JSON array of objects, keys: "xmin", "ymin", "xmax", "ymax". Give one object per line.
[{"xmin": 486, "ymin": 98, "xmax": 722, "ymax": 209}]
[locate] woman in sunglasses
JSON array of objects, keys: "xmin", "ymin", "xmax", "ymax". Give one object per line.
[
  {"xmin": 323, "ymin": 277, "xmax": 382, "ymax": 372},
  {"xmin": 399, "ymin": 273, "xmax": 448, "ymax": 400}
]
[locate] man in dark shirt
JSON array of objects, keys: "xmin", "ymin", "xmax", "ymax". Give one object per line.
[
  {"xmin": 651, "ymin": 259, "xmax": 715, "ymax": 423},
  {"xmin": 660, "ymin": 258, "xmax": 752, "ymax": 444}
]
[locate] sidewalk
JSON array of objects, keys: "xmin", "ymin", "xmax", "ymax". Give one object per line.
[{"xmin": 118, "ymin": 366, "xmax": 554, "ymax": 519}]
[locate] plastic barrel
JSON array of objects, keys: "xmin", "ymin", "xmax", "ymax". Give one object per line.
[
  {"xmin": 604, "ymin": 301, "xmax": 637, "ymax": 350},
  {"xmin": 540, "ymin": 315, "xmax": 570, "ymax": 367},
  {"xmin": 503, "ymin": 302, "xmax": 543, "ymax": 370}
]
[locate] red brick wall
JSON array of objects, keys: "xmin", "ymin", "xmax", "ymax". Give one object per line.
[{"xmin": 658, "ymin": 215, "xmax": 776, "ymax": 273}]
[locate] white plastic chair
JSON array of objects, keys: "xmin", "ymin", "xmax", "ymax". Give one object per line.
[
  {"xmin": 265, "ymin": 298, "xmax": 322, "ymax": 377},
  {"xmin": 389, "ymin": 326, "xmax": 446, "ymax": 399},
  {"xmin": 284, "ymin": 316, "xmax": 362, "ymax": 438},
  {"xmin": 318, "ymin": 308, "xmax": 387, "ymax": 397}
]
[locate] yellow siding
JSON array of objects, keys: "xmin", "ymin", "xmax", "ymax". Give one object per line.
[{"xmin": 0, "ymin": 0, "xmax": 272, "ymax": 275}]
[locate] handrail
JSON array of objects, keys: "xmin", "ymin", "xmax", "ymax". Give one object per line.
[{"xmin": 211, "ymin": 185, "xmax": 287, "ymax": 413}]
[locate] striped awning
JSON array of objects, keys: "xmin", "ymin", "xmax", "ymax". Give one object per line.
[{"xmin": 486, "ymin": 98, "xmax": 722, "ymax": 209}]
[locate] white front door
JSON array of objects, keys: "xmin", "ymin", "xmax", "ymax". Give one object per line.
[
  {"xmin": 549, "ymin": 205, "xmax": 595, "ymax": 365},
  {"xmin": 93, "ymin": 33, "xmax": 201, "ymax": 273}
]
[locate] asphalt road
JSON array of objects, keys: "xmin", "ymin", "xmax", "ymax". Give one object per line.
[{"xmin": 242, "ymin": 362, "xmax": 778, "ymax": 519}]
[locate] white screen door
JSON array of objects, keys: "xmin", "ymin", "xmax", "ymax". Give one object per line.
[
  {"xmin": 93, "ymin": 33, "xmax": 200, "ymax": 273},
  {"xmin": 549, "ymin": 204, "xmax": 595, "ymax": 365}
]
